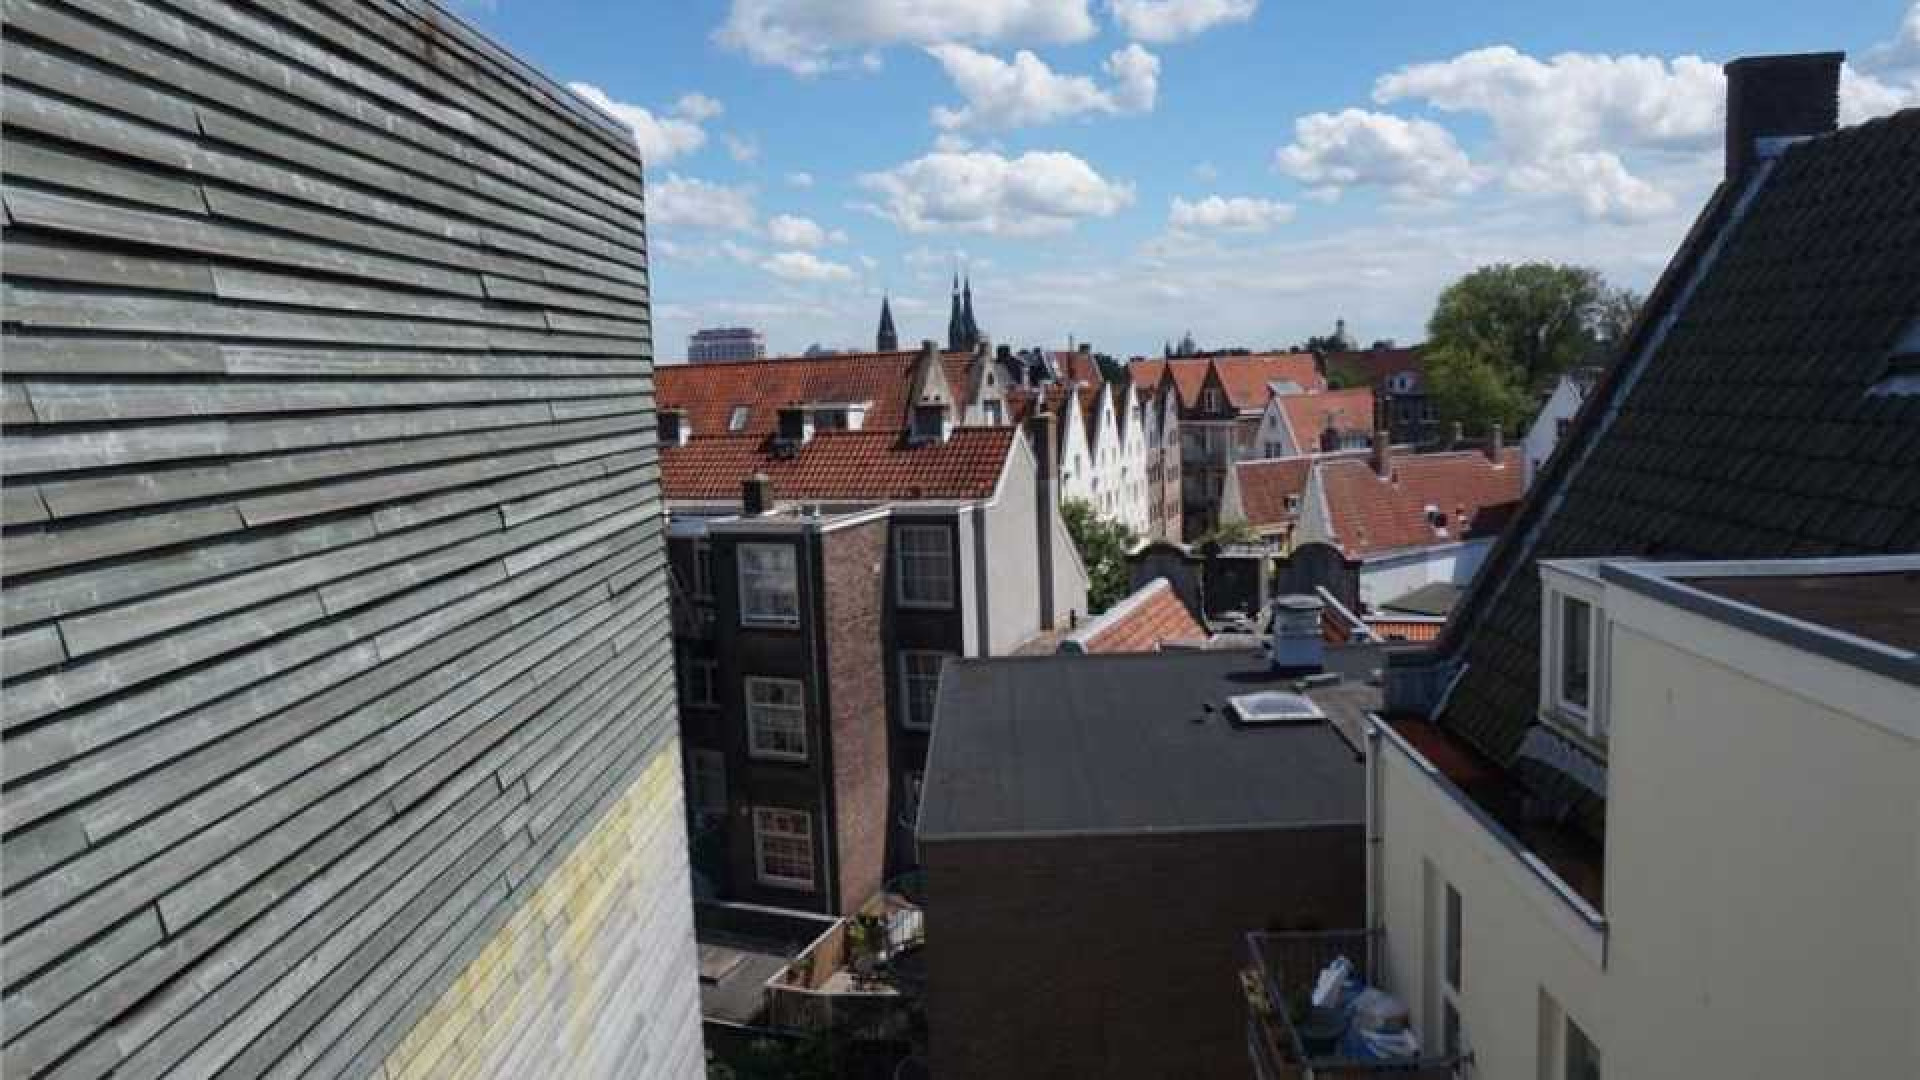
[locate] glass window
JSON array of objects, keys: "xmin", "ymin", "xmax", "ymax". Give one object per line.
[
  {"xmin": 1202, "ymin": 388, "xmax": 1223, "ymax": 412},
  {"xmin": 681, "ymin": 653, "xmax": 717, "ymax": 707},
  {"xmin": 896, "ymin": 524, "xmax": 955, "ymax": 608},
  {"xmin": 814, "ymin": 408, "xmax": 849, "ymax": 431},
  {"xmin": 692, "ymin": 540, "xmax": 714, "ymax": 599},
  {"xmin": 745, "ymin": 677, "xmax": 807, "ymax": 761},
  {"xmin": 1444, "ymin": 883, "xmax": 1463, "ymax": 990},
  {"xmin": 1565, "ymin": 1016, "xmax": 1601, "ymax": 1080},
  {"xmin": 738, "ymin": 543, "xmax": 799, "ymax": 626},
  {"xmin": 900, "ymin": 650, "xmax": 948, "ymax": 730},
  {"xmin": 728, "ymin": 404, "xmax": 750, "ymax": 431},
  {"xmin": 983, "ymin": 400, "xmax": 1004, "ymax": 425},
  {"xmin": 689, "ymin": 749, "xmax": 726, "ymax": 815},
  {"xmin": 752, "ymin": 807, "xmax": 814, "ymax": 889},
  {"xmin": 911, "ymin": 404, "xmax": 947, "ymax": 439},
  {"xmin": 1560, "ymin": 595, "xmax": 1592, "ymax": 711}
]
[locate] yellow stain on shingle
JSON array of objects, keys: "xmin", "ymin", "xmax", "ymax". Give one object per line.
[{"xmin": 381, "ymin": 746, "xmax": 687, "ymax": 1080}]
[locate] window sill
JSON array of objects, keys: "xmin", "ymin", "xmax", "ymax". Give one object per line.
[
  {"xmin": 1540, "ymin": 706, "xmax": 1609, "ymax": 758},
  {"xmin": 755, "ymin": 877, "xmax": 815, "ymax": 892},
  {"xmin": 748, "ymin": 751, "xmax": 810, "ymax": 765},
  {"xmin": 741, "ymin": 615, "xmax": 801, "ymax": 629}
]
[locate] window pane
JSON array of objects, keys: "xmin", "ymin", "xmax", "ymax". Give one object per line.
[
  {"xmin": 1561, "ymin": 596, "xmax": 1592, "ymax": 708},
  {"xmin": 901, "ymin": 651, "xmax": 947, "ymax": 730},
  {"xmin": 747, "ymin": 678, "xmax": 807, "ymax": 760},
  {"xmin": 897, "ymin": 526, "xmax": 954, "ymax": 607},
  {"xmin": 1565, "ymin": 1017, "xmax": 1601, "ymax": 1080},
  {"xmin": 754, "ymin": 808, "xmax": 814, "ymax": 888},
  {"xmin": 1444, "ymin": 884, "xmax": 1462, "ymax": 990},
  {"xmin": 728, "ymin": 405, "xmax": 750, "ymax": 431},
  {"xmin": 739, "ymin": 544, "xmax": 799, "ymax": 624}
]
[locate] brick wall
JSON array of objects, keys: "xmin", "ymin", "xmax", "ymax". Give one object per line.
[
  {"xmin": 923, "ymin": 827, "xmax": 1364, "ymax": 1079},
  {"xmin": 821, "ymin": 520, "xmax": 891, "ymax": 910}
]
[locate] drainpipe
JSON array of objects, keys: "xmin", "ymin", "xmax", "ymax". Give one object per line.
[{"xmin": 1364, "ymin": 717, "xmax": 1385, "ymax": 981}]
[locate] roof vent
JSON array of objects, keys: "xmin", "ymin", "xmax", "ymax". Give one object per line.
[
  {"xmin": 1227, "ymin": 691, "xmax": 1326, "ymax": 727},
  {"xmin": 1270, "ymin": 593, "xmax": 1325, "ymax": 675}
]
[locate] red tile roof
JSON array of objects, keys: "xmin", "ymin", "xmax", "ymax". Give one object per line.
[
  {"xmin": 660, "ymin": 428, "xmax": 1015, "ymax": 502},
  {"xmin": 1163, "ymin": 357, "xmax": 1214, "ymax": 406},
  {"xmin": 1365, "ymin": 618, "xmax": 1445, "ymax": 643},
  {"xmin": 1315, "ymin": 447, "xmax": 1524, "ymax": 556},
  {"xmin": 1275, "ymin": 387, "xmax": 1376, "ymax": 448},
  {"xmin": 657, "ymin": 350, "xmax": 974, "ymax": 438},
  {"xmin": 1323, "ymin": 346, "xmax": 1426, "ymax": 387},
  {"xmin": 1233, "ymin": 456, "xmax": 1316, "ymax": 528},
  {"xmin": 1064, "ymin": 578, "xmax": 1206, "ymax": 653},
  {"xmin": 1213, "ymin": 353, "xmax": 1325, "ymax": 411},
  {"xmin": 1130, "ymin": 358, "xmax": 1166, "ymax": 395}
]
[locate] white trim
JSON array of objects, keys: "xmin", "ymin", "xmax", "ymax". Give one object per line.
[
  {"xmin": 744, "ymin": 676, "xmax": 808, "ymax": 762},
  {"xmin": 751, "ymin": 806, "xmax": 816, "ymax": 890},
  {"xmin": 894, "ymin": 522, "xmax": 957, "ymax": 610},
  {"xmin": 1540, "ymin": 565, "xmax": 1609, "ymax": 747},
  {"xmin": 737, "ymin": 541, "xmax": 801, "ymax": 628}
]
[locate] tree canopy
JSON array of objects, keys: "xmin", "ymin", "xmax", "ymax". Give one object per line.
[
  {"xmin": 1425, "ymin": 263, "xmax": 1641, "ymax": 435},
  {"xmin": 1061, "ymin": 498, "xmax": 1138, "ymax": 613}
]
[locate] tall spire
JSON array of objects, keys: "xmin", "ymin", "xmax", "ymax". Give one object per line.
[
  {"xmin": 960, "ymin": 276, "xmax": 979, "ymax": 350},
  {"xmin": 947, "ymin": 273, "xmax": 964, "ymax": 351},
  {"xmin": 877, "ymin": 293, "xmax": 898, "ymax": 352}
]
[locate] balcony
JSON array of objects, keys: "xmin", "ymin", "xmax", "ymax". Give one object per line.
[
  {"xmin": 1243, "ymin": 930, "xmax": 1460, "ymax": 1079},
  {"xmin": 763, "ymin": 886, "xmax": 925, "ymax": 1044}
]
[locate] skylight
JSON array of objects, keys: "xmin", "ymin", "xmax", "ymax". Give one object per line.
[{"xmin": 1227, "ymin": 691, "xmax": 1326, "ymax": 726}]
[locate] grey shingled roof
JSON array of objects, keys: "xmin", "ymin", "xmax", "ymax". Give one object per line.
[
  {"xmin": 1440, "ymin": 108, "xmax": 1920, "ymax": 780},
  {"xmin": 918, "ymin": 650, "xmax": 1370, "ymax": 840},
  {"xmin": 1, "ymin": 2, "xmax": 696, "ymax": 1077}
]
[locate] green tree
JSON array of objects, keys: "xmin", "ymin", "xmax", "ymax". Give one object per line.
[
  {"xmin": 1425, "ymin": 262, "xmax": 1626, "ymax": 434},
  {"xmin": 1324, "ymin": 358, "xmax": 1368, "ymax": 391},
  {"xmin": 1196, "ymin": 519, "xmax": 1260, "ymax": 548},
  {"xmin": 1061, "ymin": 497, "xmax": 1138, "ymax": 613}
]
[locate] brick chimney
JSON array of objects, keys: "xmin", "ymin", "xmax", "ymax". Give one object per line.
[
  {"xmin": 1723, "ymin": 52, "xmax": 1842, "ymax": 179},
  {"xmin": 1486, "ymin": 422, "xmax": 1504, "ymax": 463},
  {"xmin": 742, "ymin": 472, "xmax": 774, "ymax": 515},
  {"xmin": 1369, "ymin": 430, "xmax": 1392, "ymax": 479},
  {"xmin": 1025, "ymin": 409, "xmax": 1058, "ymax": 627}
]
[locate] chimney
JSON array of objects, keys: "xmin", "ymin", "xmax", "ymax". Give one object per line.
[
  {"xmin": 1270, "ymin": 594, "xmax": 1325, "ymax": 676},
  {"xmin": 1078, "ymin": 342, "xmax": 1092, "ymax": 356},
  {"xmin": 1369, "ymin": 430, "xmax": 1392, "ymax": 479},
  {"xmin": 1486, "ymin": 422, "xmax": 1504, "ymax": 463},
  {"xmin": 1025, "ymin": 410, "xmax": 1059, "ymax": 628},
  {"xmin": 996, "ymin": 343, "xmax": 1013, "ymax": 364},
  {"xmin": 1723, "ymin": 52, "xmax": 1842, "ymax": 179},
  {"xmin": 742, "ymin": 472, "xmax": 774, "ymax": 516},
  {"xmin": 1447, "ymin": 421, "xmax": 1463, "ymax": 450}
]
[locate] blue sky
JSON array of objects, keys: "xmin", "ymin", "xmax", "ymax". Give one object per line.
[{"xmin": 453, "ymin": 1, "xmax": 1920, "ymax": 360}]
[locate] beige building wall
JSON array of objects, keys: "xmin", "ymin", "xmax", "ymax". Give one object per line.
[{"xmin": 1375, "ymin": 576, "xmax": 1920, "ymax": 1080}]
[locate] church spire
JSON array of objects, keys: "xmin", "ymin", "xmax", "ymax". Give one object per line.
[
  {"xmin": 960, "ymin": 276, "xmax": 979, "ymax": 350},
  {"xmin": 876, "ymin": 293, "xmax": 898, "ymax": 352},
  {"xmin": 947, "ymin": 273, "xmax": 964, "ymax": 351}
]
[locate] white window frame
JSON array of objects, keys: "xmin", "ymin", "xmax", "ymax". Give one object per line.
[
  {"xmin": 728, "ymin": 404, "xmax": 750, "ymax": 432},
  {"xmin": 689, "ymin": 748, "xmax": 727, "ymax": 816},
  {"xmin": 751, "ymin": 807, "xmax": 815, "ymax": 890},
  {"xmin": 895, "ymin": 524, "xmax": 955, "ymax": 609},
  {"xmin": 899, "ymin": 650, "xmax": 949, "ymax": 731},
  {"xmin": 1540, "ymin": 564, "xmax": 1609, "ymax": 745},
  {"xmin": 738, "ymin": 542, "xmax": 800, "ymax": 628},
  {"xmin": 745, "ymin": 676, "xmax": 807, "ymax": 762}
]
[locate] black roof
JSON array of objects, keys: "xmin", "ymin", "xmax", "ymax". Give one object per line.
[
  {"xmin": 1442, "ymin": 109, "xmax": 1920, "ymax": 775},
  {"xmin": 918, "ymin": 649, "xmax": 1372, "ymax": 841}
]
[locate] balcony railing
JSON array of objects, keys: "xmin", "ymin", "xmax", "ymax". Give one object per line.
[{"xmin": 1243, "ymin": 930, "xmax": 1460, "ymax": 1079}]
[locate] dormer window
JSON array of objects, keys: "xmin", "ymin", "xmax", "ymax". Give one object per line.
[
  {"xmin": 658, "ymin": 410, "xmax": 688, "ymax": 447},
  {"xmin": 1201, "ymin": 388, "xmax": 1223, "ymax": 412},
  {"xmin": 728, "ymin": 405, "xmax": 750, "ymax": 432},
  {"xmin": 1540, "ymin": 562, "xmax": 1609, "ymax": 746},
  {"xmin": 910, "ymin": 404, "xmax": 949, "ymax": 443}
]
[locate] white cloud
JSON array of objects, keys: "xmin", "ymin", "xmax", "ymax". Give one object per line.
[
  {"xmin": 767, "ymin": 213, "xmax": 847, "ymax": 247},
  {"xmin": 715, "ymin": 0, "xmax": 1097, "ymax": 75},
  {"xmin": 926, "ymin": 44, "xmax": 1158, "ymax": 129},
  {"xmin": 1862, "ymin": 3, "xmax": 1920, "ymax": 77},
  {"xmin": 859, "ymin": 148, "xmax": 1134, "ymax": 234},
  {"xmin": 723, "ymin": 133, "xmax": 761, "ymax": 163},
  {"xmin": 1107, "ymin": 0, "xmax": 1257, "ymax": 44},
  {"xmin": 570, "ymin": 83, "xmax": 709, "ymax": 164},
  {"xmin": 1845, "ymin": 5, "xmax": 1920, "ymax": 123},
  {"xmin": 1275, "ymin": 109, "xmax": 1479, "ymax": 203},
  {"xmin": 786, "ymin": 171, "xmax": 816, "ymax": 187},
  {"xmin": 674, "ymin": 93, "xmax": 725, "ymax": 121},
  {"xmin": 650, "ymin": 173, "xmax": 757, "ymax": 230},
  {"xmin": 1168, "ymin": 194, "xmax": 1296, "ymax": 231},
  {"xmin": 1191, "ymin": 161, "xmax": 1219, "ymax": 182},
  {"xmin": 932, "ymin": 132, "xmax": 975, "ymax": 152},
  {"xmin": 1505, "ymin": 152, "xmax": 1672, "ymax": 223},
  {"xmin": 762, "ymin": 251, "xmax": 857, "ymax": 282}
]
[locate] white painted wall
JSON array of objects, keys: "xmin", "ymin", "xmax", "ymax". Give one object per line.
[
  {"xmin": 1374, "ymin": 572, "xmax": 1920, "ymax": 1080},
  {"xmin": 1058, "ymin": 381, "xmax": 1152, "ymax": 537},
  {"xmin": 1358, "ymin": 539, "xmax": 1492, "ymax": 611},
  {"xmin": 1523, "ymin": 376, "xmax": 1584, "ymax": 489}
]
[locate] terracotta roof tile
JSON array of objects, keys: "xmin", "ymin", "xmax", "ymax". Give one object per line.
[
  {"xmin": 1233, "ymin": 456, "xmax": 1316, "ymax": 528},
  {"xmin": 1067, "ymin": 579, "xmax": 1206, "ymax": 653},
  {"xmin": 1277, "ymin": 387, "xmax": 1376, "ymax": 447},
  {"xmin": 1323, "ymin": 346, "xmax": 1427, "ymax": 387},
  {"xmin": 660, "ymin": 428, "xmax": 1014, "ymax": 502},
  {"xmin": 1316, "ymin": 447, "xmax": 1524, "ymax": 557},
  {"xmin": 1164, "ymin": 357, "xmax": 1213, "ymax": 406},
  {"xmin": 1213, "ymin": 353, "xmax": 1325, "ymax": 411},
  {"xmin": 657, "ymin": 350, "xmax": 974, "ymax": 438}
]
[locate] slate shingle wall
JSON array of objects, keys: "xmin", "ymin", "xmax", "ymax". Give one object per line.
[{"xmin": 1, "ymin": 1, "xmax": 699, "ymax": 1076}]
